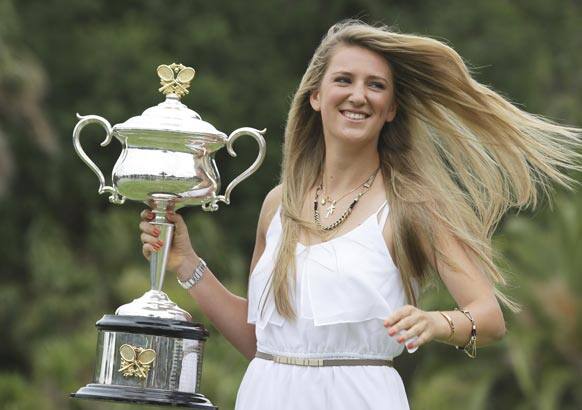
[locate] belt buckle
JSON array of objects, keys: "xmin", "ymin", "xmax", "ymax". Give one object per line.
[{"xmin": 273, "ymin": 355, "xmax": 323, "ymax": 367}]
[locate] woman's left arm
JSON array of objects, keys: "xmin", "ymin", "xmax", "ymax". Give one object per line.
[{"xmin": 384, "ymin": 230, "xmax": 507, "ymax": 351}]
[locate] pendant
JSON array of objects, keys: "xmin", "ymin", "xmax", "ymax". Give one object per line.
[{"xmin": 325, "ymin": 201, "xmax": 336, "ymax": 217}]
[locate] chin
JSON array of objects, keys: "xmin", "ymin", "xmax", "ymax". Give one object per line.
[{"xmin": 334, "ymin": 129, "xmax": 378, "ymax": 145}]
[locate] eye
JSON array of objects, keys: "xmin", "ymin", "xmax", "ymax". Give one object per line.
[
  {"xmin": 369, "ymin": 81, "xmax": 386, "ymax": 90},
  {"xmin": 334, "ymin": 76, "xmax": 351, "ymax": 84}
]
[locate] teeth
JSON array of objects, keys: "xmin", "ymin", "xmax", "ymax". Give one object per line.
[{"xmin": 342, "ymin": 111, "xmax": 367, "ymax": 120}]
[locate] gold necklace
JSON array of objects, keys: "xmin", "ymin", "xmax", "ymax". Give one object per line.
[
  {"xmin": 314, "ymin": 168, "xmax": 379, "ymax": 231},
  {"xmin": 321, "ymin": 167, "xmax": 379, "ymax": 217}
]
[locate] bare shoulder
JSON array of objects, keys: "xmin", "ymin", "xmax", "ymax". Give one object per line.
[
  {"xmin": 264, "ymin": 184, "xmax": 283, "ymax": 209},
  {"xmin": 249, "ymin": 185, "xmax": 282, "ymax": 273},
  {"xmin": 258, "ymin": 184, "xmax": 282, "ymax": 234}
]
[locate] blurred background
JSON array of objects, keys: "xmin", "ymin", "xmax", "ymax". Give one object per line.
[{"xmin": 1, "ymin": 0, "xmax": 581, "ymax": 409}]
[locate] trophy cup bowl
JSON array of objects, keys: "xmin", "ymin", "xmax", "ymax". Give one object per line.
[{"xmin": 70, "ymin": 63, "xmax": 266, "ymax": 408}]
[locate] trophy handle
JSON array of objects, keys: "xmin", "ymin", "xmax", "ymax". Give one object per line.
[
  {"xmin": 73, "ymin": 114, "xmax": 125, "ymax": 204},
  {"xmin": 203, "ymin": 127, "xmax": 266, "ymax": 211}
]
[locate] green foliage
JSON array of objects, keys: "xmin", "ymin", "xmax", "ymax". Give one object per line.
[{"xmin": 1, "ymin": 0, "xmax": 581, "ymax": 409}]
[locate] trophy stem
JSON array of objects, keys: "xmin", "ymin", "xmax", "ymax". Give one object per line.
[
  {"xmin": 115, "ymin": 194, "xmax": 191, "ymax": 321},
  {"xmin": 147, "ymin": 193, "xmax": 179, "ymax": 291},
  {"xmin": 150, "ymin": 212, "xmax": 174, "ymax": 291}
]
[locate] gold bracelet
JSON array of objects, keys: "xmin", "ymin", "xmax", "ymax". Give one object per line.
[
  {"xmin": 438, "ymin": 311, "xmax": 455, "ymax": 342},
  {"xmin": 454, "ymin": 308, "xmax": 477, "ymax": 358}
]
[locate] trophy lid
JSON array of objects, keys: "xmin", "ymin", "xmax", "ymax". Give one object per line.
[{"xmin": 114, "ymin": 63, "xmax": 227, "ymax": 139}]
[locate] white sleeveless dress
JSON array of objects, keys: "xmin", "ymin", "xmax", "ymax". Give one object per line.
[{"xmin": 235, "ymin": 201, "xmax": 418, "ymax": 410}]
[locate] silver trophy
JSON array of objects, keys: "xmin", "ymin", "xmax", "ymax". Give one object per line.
[{"xmin": 71, "ymin": 63, "xmax": 266, "ymax": 408}]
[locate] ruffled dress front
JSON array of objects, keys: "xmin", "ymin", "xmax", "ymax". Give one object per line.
[{"xmin": 235, "ymin": 202, "xmax": 418, "ymax": 410}]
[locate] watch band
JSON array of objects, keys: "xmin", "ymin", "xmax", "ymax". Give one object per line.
[{"xmin": 177, "ymin": 257, "xmax": 207, "ymax": 290}]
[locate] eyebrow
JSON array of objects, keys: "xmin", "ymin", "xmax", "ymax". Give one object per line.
[{"xmin": 330, "ymin": 71, "xmax": 391, "ymax": 83}]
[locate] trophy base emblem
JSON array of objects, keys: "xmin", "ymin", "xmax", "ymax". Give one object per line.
[{"xmin": 71, "ymin": 315, "xmax": 217, "ymax": 409}]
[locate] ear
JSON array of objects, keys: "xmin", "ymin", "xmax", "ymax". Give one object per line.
[
  {"xmin": 309, "ymin": 90, "xmax": 321, "ymax": 112},
  {"xmin": 385, "ymin": 102, "xmax": 397, "ymax": 123}
]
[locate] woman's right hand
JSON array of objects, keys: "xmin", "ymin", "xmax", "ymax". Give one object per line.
[{"xmin": 139, "ymin": 210, "xmax": 197, "ymax": 274}]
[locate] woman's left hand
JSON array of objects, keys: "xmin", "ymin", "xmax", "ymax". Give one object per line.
[{"xmin": 383, "ymin": 305, "xmax": 442, "ymax": 350}]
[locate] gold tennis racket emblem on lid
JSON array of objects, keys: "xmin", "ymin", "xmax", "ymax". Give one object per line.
[
  {"xmin": 118, "ymin": 344, "xmax": 157, "ymax": 380},
  {"xmin": 157, "ymin": 63, "xmax": 196, "ymax": 98}
]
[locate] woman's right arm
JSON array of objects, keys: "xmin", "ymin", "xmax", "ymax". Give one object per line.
[{"xmin": 139, "ymin": 185, "xmax": 281, "ymax": 360}]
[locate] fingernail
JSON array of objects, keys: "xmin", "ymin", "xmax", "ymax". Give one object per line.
[
  {"xmin": 157, "ymin": 240, "xmax": 164, "ymax": 247},
  {"xmin": 388, "ymin": 328, "xmax": 395, "ymax": 336},
  {"xmin": 153, "ymin": 229, "xmax": 160, "ymax": 236},
  {"xmin": 407, "ymin": 343, "xmax": 415, "ymax": 349},
  {"xmin": 398, "ymin": 337, "xmax": 404, "ymax": 343}
]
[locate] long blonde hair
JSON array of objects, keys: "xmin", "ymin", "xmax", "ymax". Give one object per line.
[{"xmin": 270, "ymin": 20, "xmax": 581, "ymax": 319}]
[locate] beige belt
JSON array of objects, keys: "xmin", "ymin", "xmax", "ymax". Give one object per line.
[{"xmin": 255, "ymin": 351, "xmax": 394, "ymax": 367}]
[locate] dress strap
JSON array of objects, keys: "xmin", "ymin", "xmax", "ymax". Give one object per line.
[{"xmin": 375, "ymin": 200, "xmax": 389, "ymax": 229}]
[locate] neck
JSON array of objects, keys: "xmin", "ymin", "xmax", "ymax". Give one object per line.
[{"xmin": 321, "ymin": 142, "xmax": 380, "ymax": 196}]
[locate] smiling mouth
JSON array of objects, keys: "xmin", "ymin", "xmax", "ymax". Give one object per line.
[{"xmin": 340, "ymin": 110, "xmax": 370, "ymax": 121}]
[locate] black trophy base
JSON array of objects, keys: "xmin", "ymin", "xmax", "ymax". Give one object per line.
[{"xmin": 71, "ymin": 384, "xmax": 218, "ymax": 409}]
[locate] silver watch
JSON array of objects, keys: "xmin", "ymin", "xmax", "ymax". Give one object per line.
[{"xmin": 177, "ymin": 257, "xmax": 207, "ymax": 290}]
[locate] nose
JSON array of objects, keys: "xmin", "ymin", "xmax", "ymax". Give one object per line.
[{"xmin": 347, "ymin": 82, "xmax": 366, "ymax": 106}]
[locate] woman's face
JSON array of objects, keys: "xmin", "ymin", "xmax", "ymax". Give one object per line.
[{"xmin": 310, "ymin": 44, "xmax": 397, "ymax": 147}]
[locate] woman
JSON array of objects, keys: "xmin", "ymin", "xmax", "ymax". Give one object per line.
[{"xmin": 139, "ymin": 21, "xmax": 581, "ymax": 409}]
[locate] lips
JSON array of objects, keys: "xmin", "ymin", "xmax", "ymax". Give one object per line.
[{"xmin": 340, "ymin": 110, "xmax": 370, "ymax": 121}]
